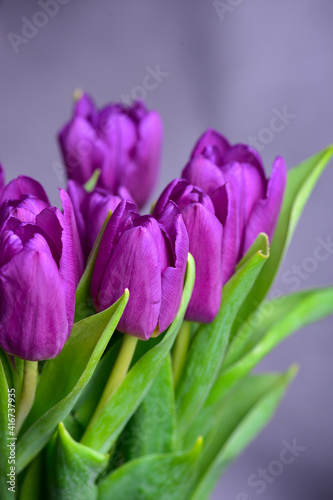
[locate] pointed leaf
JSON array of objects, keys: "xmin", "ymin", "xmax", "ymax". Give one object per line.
[
  {"xmin": 190, "ymin": 368, "xmax": 296, "ymax": 500},
  {"xmin": 234, "ymin": 146, "xmax": 333, "ymax": 331},
  {"xmin": 209, "ymin": 287, "xmax": 333, "ymax": 404},
  {"xmin": 81, "ymin": 254, "xmax": 195, "ymax": 453},
  {"xmin": 122, "ymin": 355, "xmax": 176, "ymax": 461},
  {"xmin": 98, "ymin": 437, "xmax": 203, "ymax": 500},
  {"xmin": 46, "ymin": 423, "xmax": 108, "ymax": 500},
  {"xmin": 73, "ymin": 340, "xmax": 122, "ymax": 431},
  {"xmin": 176, "ymin": 234, "xmax": 269, "ymax": 438}
]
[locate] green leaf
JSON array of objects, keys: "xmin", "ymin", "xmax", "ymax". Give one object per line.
[
  {"xmin": 18, "ymin": 456, "xmax": 43, "ymax": 500},
  {"xmin": 74, "ymin": 211, "xmax": 112, "ymax": 323},
  {"xmin": 234, "ymin": 145, "xmax": 333, "ymax": 332},
  {"xmin": 98, "ymin": 437, "xmax": 203, "ymax": 500},
  {"xmin": 16, "ymin": 291, "xmax": 129, "ymax": 473},
  {"xmin": 0, "ymin": 349, "xmax": 13, "ymax": 388},
  {"xmin": 84, "ymin": 169, "xmax": 101, "ymax": 192},
  {"xmin": 122, "ymin": 355, "xmax": 176, "ymax": 461},
  {"xmin": 46, "ymin": 423, "xmax": 108, "ymax": 500},
  {"xmin": 175, "ymin": 233, "xmax": 269, "ymax": 439},
  {"xmin": 0, "ymin": 359, "xmax": 13, "ymax": 500},
  {"xmin": 73, "ymin": 340, "xmax": 122, "ymax": 431},
  {"xmin": 209, "ymin": 286, "xmax": 333, "ymax": 405},
  {"xmin": 13, "ymin": 357, "xmax": 24, "ymax": 403},
  {"xmin": 80, "ymin": 254, "xmax": 195, "ymax": 453},
  {"xmin": 190, "ymin": 368, "xmax": 297, "ymax": 500}
]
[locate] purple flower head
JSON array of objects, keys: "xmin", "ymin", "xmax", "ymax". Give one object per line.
[
  {"xmin": 0, "ymin": 183, "xmax": 79, "ymax": 361},
  {"xmin": 0, "ymin": 176, "xmax": 84, "ymax": 285},
  {"xmin": 182, "ymin": 129, "xmax": 287, "ymax": 269},
  {"xmin": 91, "ymin": 200, "xmax": 189, "ymax": 340},
  {"xmin": 67, "ymin": 180, "xmax": 135, "ymax": 260},
  {"xmin": 154, "ymin": 179, "xmax": 223, "ymax": 323},
  {"xmin": 59, "ymin": 93, "xmax": 163, "ymax": 208}
]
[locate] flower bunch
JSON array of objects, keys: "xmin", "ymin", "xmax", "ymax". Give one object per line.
[{"xmin": 0, "ymin": 92, "xmax": 332, "ymax": 500}]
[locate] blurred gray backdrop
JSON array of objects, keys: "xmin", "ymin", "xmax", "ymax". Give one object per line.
[{"xmin": 1, "ymin": 0, "xmax": 333, "ymax": 498}]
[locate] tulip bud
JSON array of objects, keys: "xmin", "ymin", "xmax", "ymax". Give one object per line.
[
  {"xmin": 0, "ymin": 176, "xmax": 84, "ymax": 286},
  {"xmin": 154, "ymin": 179, "xmax": 223, "ymax": 323},
  {"xmin": 59, "ymin": 93, "xmax": 163, "ymax": 208},
  {"xmin": 182, "ymin": 129, "xmax": 287, "ymax": 262},
  {"xmin": 91, "ymin": 200, "xmax": 188, "ymax": 340},
  {"xmin": 0, "ymin": 187, "xmax": 78, "ymax": 361},
  {"xmin": 67, "ymin": 180, "xmax": 134, "ymax": 259}
]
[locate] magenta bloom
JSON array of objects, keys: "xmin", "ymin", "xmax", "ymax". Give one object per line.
[
  {"xmin": 154, "ymin": 179, "xmax": 223, "ymax": 323},
  {"xmin": 0, "ymin": 182, "xmax": 78, "ymax": 361},
  {"xmin": 59, "ymin": 93, "xmax": 163, "ymax": 208},
  {"xmin": 182, "ymin": 129, "xmax": 287, "ymax": 274},
  {"xmin": 67, "ymin": 180, "xmax": 134, "ymax": 260},
  {"xmin": 0, "ymin": 176, "xmax": 84, "ymax": 285},
  {"xmin": 91, "ymin": 200, "xmax": 189, "ymax": 340}
]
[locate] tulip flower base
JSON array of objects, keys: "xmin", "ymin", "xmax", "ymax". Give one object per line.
[{"xmin": 0, "ymin": 93, "xmax": 332, "ymax": 499}]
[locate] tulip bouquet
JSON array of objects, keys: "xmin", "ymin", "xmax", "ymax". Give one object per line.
[{"xmin": 0, "ymin": 92, "xmax": 332, "ymax": 500}]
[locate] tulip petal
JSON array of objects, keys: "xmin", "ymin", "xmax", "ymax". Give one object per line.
[
  {"xmin": 153, "ymin": 178, "xmax": 181, "ymax": 216},
  {"xmin": 91, "ymin": 201, "xmax": 139, "ymax": 301},
  {"xmin": 223, "ymin": 143, "xmax": 265, "ymax": 175},
  {"xmin": 209, "ymin": 183, "xmax": 238, "ymax": 284},
  {"xmin": 1, "ymin": 176, "xmax": 50, "ymax": 205},
  {"xmin": 83, "ymin": 190, "xmax": 125, "ymax": 258},
  {"xmin": 182, "ymin": 204, "xmax": 223, "ymax": 323},
  {"xmin": 67, "ymin": 180, "xmax": 87, "ymax": 248},
  {"xmin": 0, "ymin": 238, "xmax": 68, "ymax": 361},
  {"xmin": 157, "ymin": 203, "xmax": 189, "ymax": 332},
  {"xmin": 97, "ymin": 108, "xmax": 137, "ymax": 193},
  {"xmin": 0, "ymin": 230, "xmax": 23, "ymax": 267},
  {"xmin": 96, "ymin": 226, "xmax": 161, "ymax": 340},
  {"xmin": 125, "ymin": 111, "xmax": 163, "ymax": 208},
  {"xmin": 59, "ymin": 189, "xmax": 84, "ymax": 290},
  {"xmin": 182, "ymin": 157, "xmax": 227, "ymax": 196},
  {"xmin": 59, "ymin": 117, "xmax": 114, "ymax": 189},
  {"xmin": 135, "ymin": 215, "xmax": 172, "ymax": 273},
  {"xmin": 190, "ymin": 129, "xmax": 231, "ymax": 162},
  {"xmin": 117, "ymin": 185, "xmax": 136, "ymax": 204},
  {"xmin": 74, "ymin": 92, "xmax": 98, "ymax": 126},
  {"xmin": 243, "ymin": 156, "xmax": 287, "ymax": 254},
  {"xmin": 35, "ymin": 207, "xmax": 63, "ymax": 265}
]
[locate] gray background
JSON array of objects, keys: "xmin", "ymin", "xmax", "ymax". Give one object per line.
[{"xmin": 1, "ymin": 0, "xmax": 333, "ymax": 498}]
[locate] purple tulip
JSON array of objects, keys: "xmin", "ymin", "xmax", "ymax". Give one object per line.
[
  {"xmin": 59, "ymin": 93, "xmax": 163, "ymax": 208},
  {"xmin": 67, "ymin": 180, "xmax": 134, "ymax": 259},
  {"xmin": 154, "ymin": 179, "xmax": 223, "ymax": 323},
  {"xmin": 0, "ymin": 176, "xmax": 84, "ymax": 286},
  {"xmin": 182, "ymin": 129, "xmax": 287, "ymax": 269},
  {"xmin": 91, "ymin": 200, "xmax": 189, "ymax": 340},
  {"xmin": 0, "ymin": 188, "xmax": 78, "ymax": 361}
]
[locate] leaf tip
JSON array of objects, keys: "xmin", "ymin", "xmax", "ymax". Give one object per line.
[
  {"xmin": 257, "ymin": 232, "xmax": 270, "ymax": 259},
  {"xmin": 287, "ymin": 363, "xmax": 299, "ymax": 380},
  {"xmin": 193, "ymin": 435, "xmax": 204, "ymax": 455},
  {"xmin": 123, "ymin": 288, "xmax": 130, "ymax": 302}
]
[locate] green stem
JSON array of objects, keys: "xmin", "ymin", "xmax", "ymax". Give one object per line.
[
  {"xmin": 16, "ymin": 360, "xmax": 38, "ymax": 435},
  {"xmin": 172, "ymin": 321, "xmax": 191, "ymax": 387},
  {"xmin": 81, "ymin": 334, "xmax": 138, "ymax": 447}
]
